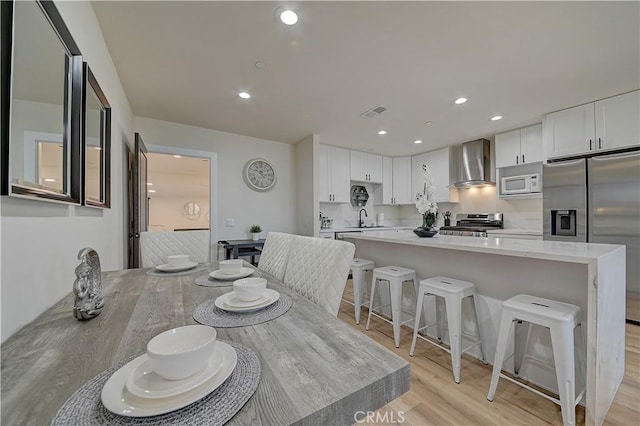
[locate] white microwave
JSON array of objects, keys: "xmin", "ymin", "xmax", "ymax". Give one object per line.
[{"xmin": 501, "ymin": 173, "xmax": 542, "ymax": 195}]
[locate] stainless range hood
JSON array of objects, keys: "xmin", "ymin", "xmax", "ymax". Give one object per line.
[{"xmin": 454, "ymin": 138, "xmax": 495, "ymax": 188}]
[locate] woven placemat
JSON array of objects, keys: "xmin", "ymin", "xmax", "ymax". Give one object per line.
[
  {"xmin": 193, "ymin": 293, "xmax": 292, "ymax": 328},
  {"xmin": 146, "ymin": 264, "xmax": 210, "ymax": 277},
  {"xmin": 194, "ymin": 274, "xmax": 234, "ymax": 287},
  {"xmin": 50, "ymin": 341, "xmax": 260, "ymax": 426}
]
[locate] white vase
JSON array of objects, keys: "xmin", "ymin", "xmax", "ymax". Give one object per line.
[{"xmin": 251, "ymin": 232, "xmax": 260, "ymax": 241}]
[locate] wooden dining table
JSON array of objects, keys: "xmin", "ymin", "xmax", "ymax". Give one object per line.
[{"xmin": 0, "ymin": 263, "xmax": 409, "ymax": 425}]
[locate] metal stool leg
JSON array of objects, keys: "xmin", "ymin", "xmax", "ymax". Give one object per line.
[
  {"xmin": 389, "ymin": 279, "xmax": 403, "ymax": 348},
  {"xmin": 365, "ymin": 274, "xmax": 378, "ymax": 331},
  {"xmin": 409, "ymin": 290, "xmax": 425, "ymax": 356},
  {"xmin": 487, "ymin": 313, "xmax": 513, "ymax": 401},
  {"xmin": 351, "ymin": 268, "xmax": 366, "ymax": 324}
]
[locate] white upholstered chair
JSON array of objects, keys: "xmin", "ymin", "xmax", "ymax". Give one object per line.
[
  {"xmin": 140, "ymin": 230, "xmax": 210, "ymax": 267},
  {"xmin": 257, "ymin": 232, "xmax": 296, "ymax": 281},
  {"xmin": 282, "ymin": 235, "xmax": 356, "ymax": 316}
]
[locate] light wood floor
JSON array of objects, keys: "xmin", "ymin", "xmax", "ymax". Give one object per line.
[{"xmin": 337, "ymin": 281, "xmax": 640, "ymax": 425}]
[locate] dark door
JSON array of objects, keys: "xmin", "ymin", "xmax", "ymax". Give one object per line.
[{"xmin": 130, "ymin": 132, "xmax": 148, "ymax": 268}]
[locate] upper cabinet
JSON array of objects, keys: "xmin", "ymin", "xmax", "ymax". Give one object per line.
[
  {"xmin": 318, "ymin": 144, "xmax": 350, "ymax": 203},
  {"xmin": 544, "ymin": 90, "xmax": 639, "ymax": 159},
  {"xmin": 350, "ymin": 150, "xmax": 382, "ymax": 183},
  {"xmin": 594, "ymin": 91, "xmax": 640, "ymax": 151},
  {"xmin": 411, "ymin": 147, "xmax": 459, "ymax": 203},
  {"xmin": 377, "ymin": 156, "xmax": 411, "ymax": 205},
  {"xmin": 392, "ymin": 157, "xmax": 412, "ymax": 204},
  {"xmin": 495, "ymin": 124, "xmax": 543, "ymax": 168}
]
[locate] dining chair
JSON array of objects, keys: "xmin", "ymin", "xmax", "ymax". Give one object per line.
[
  {"xmin": 257, "ymin": 232, "xmax": 296, "ymax": 281},
  {"xmin": 282, "ymin": 235, "xmax": 356, "ymax": 316},
  {"xmin": 140, "ymin": 230, "xmax": 210, "ymax": 267}
]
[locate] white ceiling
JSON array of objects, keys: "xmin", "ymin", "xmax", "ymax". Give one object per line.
[{"xmin": 92, "ymin": 1, "xmax": 639, "ymax": 156}]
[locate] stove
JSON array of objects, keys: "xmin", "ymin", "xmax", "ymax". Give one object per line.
[{"xmin": 439, "ymin": 213, "xmax": 503, "ymax": 237}]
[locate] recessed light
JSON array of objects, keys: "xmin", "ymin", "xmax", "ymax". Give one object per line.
[
  {"xmin": 148, "ymin": 189, "xmax": 156, "ymax": 193},
  {"xmin": 490, "ymin": 115, "xmax": 503, "ymax": 121},
  {"xmin": 44, "ymin": 178, "xmax": 56, "ymax": 182},
  {"xmin": 454, "ymin": 97, "xmax": 467, "ymax": 105},
  {"xmin": 238, "ymin": 91, "xmax": 251, "ymax": 99},
  {"xmin": 254, "ymin": 61, "xmax": 266, "ymax": 69},
  {"xmin": 279, "ymin": 9, "xmax": 298, "ymax": 25},
  {"xmin": 414, "ymin": 140, "xmax": 423, "ymax": 144},
  {"xmin": 146, "ymin": 182, "xmax": 153, "ymax": 186},
  {"xmin": 378, "ymin": 130, "xmax": 388, "ymax": 135},
  {"xmin": 424, "ymin": 121, "xmax": 433, "ymax": 125},
  {"xmin": 173, "ymin": 155, "xmax": 182, "ymax": 158}
]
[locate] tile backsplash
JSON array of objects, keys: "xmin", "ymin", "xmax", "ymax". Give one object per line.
[{"xmin": 321, "ymin": 185, "xmax": 542, "ymax": 232}]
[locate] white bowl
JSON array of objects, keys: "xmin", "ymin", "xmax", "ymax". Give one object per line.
[
  {"xmin": 233, "ymin": 277, "xmax": 267, "ymax": 302},
  {"xmin": 146, "ymin": 325, "xmax": 217, "ymax": 381},
  {"xmin": 219, "ymin": 259, "xmax": 243, "ymax": 275},
  {"xmin": 167, "ymin": 255, "xmax": 190, "ymax": 266}
]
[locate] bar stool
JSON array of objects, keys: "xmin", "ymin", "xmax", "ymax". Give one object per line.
[
  {"xmin": 365, "ymin": 266, "xmax": 418, "ymax": 348},
  {"xmin": 344, "ymin": 258, "xmax": 375, "ymax": 324},
  {"xmin": 487, "ymin": 294, "xmax": 586, "ymax": 426},
  {"xmin": 409, "ymin": 276, "xmax": 486, "ymax": 383}
]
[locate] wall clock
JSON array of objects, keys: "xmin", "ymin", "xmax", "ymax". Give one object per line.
[{"xmin": 243, "ymin": 158, "xmax": 277, "ymax": 192}]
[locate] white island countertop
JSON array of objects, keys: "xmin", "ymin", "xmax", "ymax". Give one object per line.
[
  {"xmin": 351, "ymin": 229, "xmax": 626, "ymax": 425},
  {"xmin": 349, "ymin": 230, "xmax": 623, "ymax": 264}
]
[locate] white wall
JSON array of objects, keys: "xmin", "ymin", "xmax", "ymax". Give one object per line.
[
  {"xmin": 134, "ymin": 117, "xmax": 297, "ymax": 241},
  {"xmin": 1, "ymin": 1, "xmax": 133, "ymax": 342},
  {"xmin": 149, "ymin": 196, "xmax": 210, "ymax": 231}
]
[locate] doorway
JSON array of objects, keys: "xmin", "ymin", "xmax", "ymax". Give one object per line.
[
  {"xmin": 127, "ymin": 138, "xmax": 218, "ymax": 268},
  {"xmin": 147, "ymin": 153, "xmax": 210, "ymax": 232}
]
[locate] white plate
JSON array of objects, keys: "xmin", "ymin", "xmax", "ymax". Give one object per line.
[
  {"xmin": 155, "ymin": 262, "xmax": 198, "ymax": 272},
  {"xmin": 125, "ymin": 349, "xmax": 224, "ymax": 399},
  {"xmin": 215, "ymin": 289, "xmax": 280, "ymax": 313},
  {"xmin": 223, "ymin": 291, "xmax": 270, "ymax": 308},
  {"xmin": 209, "ymin": 267, "xmax": 254, "ymax": 280},
  {"xmin": 101, "ymin": 341, "xmax": 237, "ymax": 417}
]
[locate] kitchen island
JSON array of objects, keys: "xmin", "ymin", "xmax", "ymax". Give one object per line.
[{"xmin": 349, "ymin": 230, "xmax": 626, "ymax": 426}]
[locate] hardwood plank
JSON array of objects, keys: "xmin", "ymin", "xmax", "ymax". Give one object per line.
[{"xmin": 339, "ymin": 280, "xmax": 640, "ymax": 425}]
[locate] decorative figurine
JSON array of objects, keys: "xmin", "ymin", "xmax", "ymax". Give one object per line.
[{"xmin": 73, "ymin": 247, "xmax": 104, "ymax": 320}]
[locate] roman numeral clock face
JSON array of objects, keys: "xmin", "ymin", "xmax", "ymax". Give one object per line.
[{"xmin": 243, "ymin": 159, "xmax": 277, "ymax": 192}]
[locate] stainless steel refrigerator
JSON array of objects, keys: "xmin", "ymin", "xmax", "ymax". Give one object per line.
[{"xmin": 543, "ymin": 149, "xmax": 640, "ymax": 322}]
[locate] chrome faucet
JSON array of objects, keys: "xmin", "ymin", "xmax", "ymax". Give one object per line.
[{"xmin": 358, "ymin": 209, "xmax": 368, "ymax": 228}]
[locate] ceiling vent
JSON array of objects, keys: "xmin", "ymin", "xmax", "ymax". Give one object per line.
[{"xmin": 360, "ymin": 105, "xmax": 388, "ymax": 118}]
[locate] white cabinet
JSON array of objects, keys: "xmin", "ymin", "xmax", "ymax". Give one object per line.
[
  {"xmin": 392, "ymin": 157, "xmax": 412, "ymax": 204},
  {"xmin": 381, "ymin": 156, "xmax": 393, "ymax": 204},
  {"xmin": 544, "ymin": 90, "xmax": 639, "ymax": 159},
  {"xmin": 411, "ymin": 147, "xmax": 459, "ymax": 203},
  {"xmin": 350, "ymin": 151, "xmax": 382, "ymax": 183},
  {"xmin": 378, "ymin": 156, "xmax": 411, "ymax": 205},
  {"xmin": 495, "ymin": 124, "xmax": 543, "ymax": 168},
  {"xmin": 318, "ymin": 144, "xmax": 350, "ymax": 203},
  {"xmin": 595, "ymin": 90, "xmax": 639, "ymax": 151}
]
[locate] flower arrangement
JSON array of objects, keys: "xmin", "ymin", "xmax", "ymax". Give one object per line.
[{"xmin": 415, "ymin": 164, "xmax": 438, "ymax": 229}]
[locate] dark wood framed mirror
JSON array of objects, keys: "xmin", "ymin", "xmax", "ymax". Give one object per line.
[
  {"xmin": 1, "ymin": 0, "xmax": 83, "ymax": 203},
  {"xmin": 82, "ymin": 64, "xmax": 111, "ymax": 208}
]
